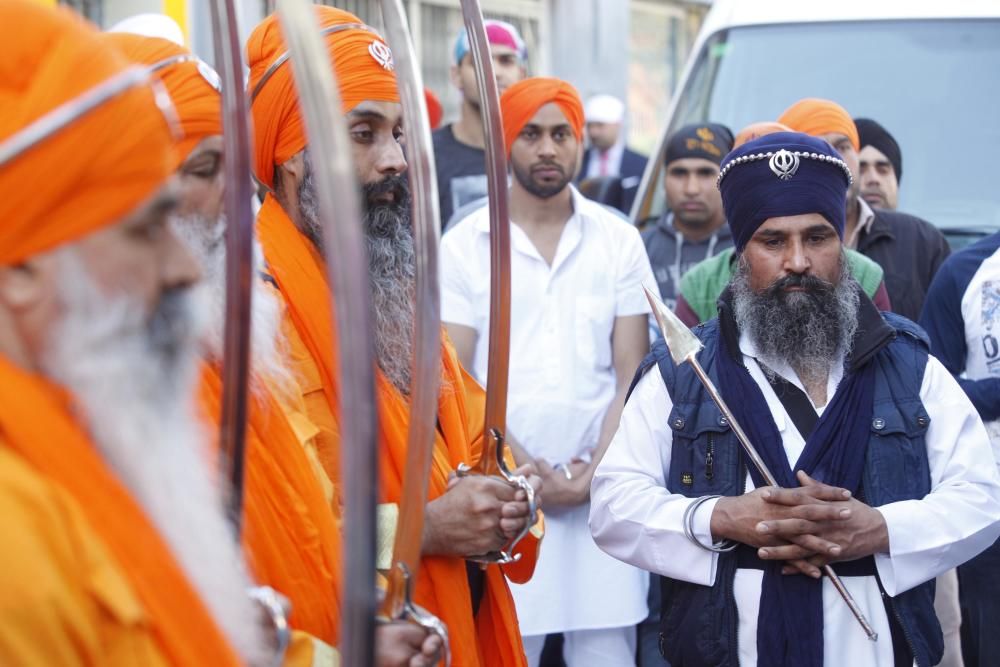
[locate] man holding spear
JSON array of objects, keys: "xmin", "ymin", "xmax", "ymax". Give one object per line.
[{"xmin": 591, "ymin": 132, "xmax": 1000, "ymax": 667}]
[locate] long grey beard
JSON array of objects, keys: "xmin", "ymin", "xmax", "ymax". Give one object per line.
[
  {"xmin": 170, "ymin": 212, "xmax": 294, "ymax": 398},
  {"xmin": 297, "ymin": 150, "xmax": 416, "ymax": 396},
  {"xmin": 731, "ymin": 254, "xmax": 860, "ymax": 388},
  {"xmin": 39, "ymin": 247, "xmax": 268, "ymax": 665}
]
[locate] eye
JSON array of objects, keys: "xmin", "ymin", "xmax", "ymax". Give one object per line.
[
  {"xmin": 763, "ymin": 238, "xmax": 782, "ymax": 249},
  {"xmin": 553, "ymin": 129, "xmax": 568, "ymax": 141},
  {"xmin": 393, "ymin": 126, "xmax": 405, "ymax": 144},
  {"xmin": 182, "ymin": 154, "xmax": 221, "ymax": 180},
  {"xmin": 128, "ymin": 218, "xmax": 168, "ymax": 243},
  {"xmin": 350, "ymin": 123, "xmax": 374, "ymax": 144},
  {"xmin": 521, "ymin": 128, "xmax": 538, "ymax": 140}
]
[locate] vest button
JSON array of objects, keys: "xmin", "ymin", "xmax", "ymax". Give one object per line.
[
  {"xmin": 672, "ymin": 417, "xmax": 686, "ymax": 430},
  {"xmin": 917, "ymin": 416, "xmax": 929, "ymax": 428},
  {"xmin": 872, "ymin": 418, "xmax": 886, "ymax": 431},
  {"xmin": 719, "ymin": 416, "xmax": 729, "ymax": 427}
]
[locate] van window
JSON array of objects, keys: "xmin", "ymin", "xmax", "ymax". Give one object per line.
[{"xmin": 658, "ymin": 20, "xmax": 1000, "ymax": 239}]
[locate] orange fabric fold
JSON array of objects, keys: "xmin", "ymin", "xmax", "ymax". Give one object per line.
[
  {"xmin": 778, "ymin": 98, "xmax": 860, "ymax": 151},
  {"xmin": 198, "ymin": 364, "xmax": 342, "ymax": 645},
  {"xmin": 0, "ymin": 0, "xmax": 173, "ymax": 265},
  {"xmin": 104, "ymin": 33, "xmax": 222, "ymax": 165},
  {"xmin": 734, "ymin": 121, "xmax": 792, "ymax": 149},
  {"xmin": 0, "ymin": 355, "xmax": 241, "ymax": 666},
  {"xmin": 256, "ymin": 198, "xmax": 533, "ymax": 666},
  {"xmin": 500, "ymin": 77, "xmax": 584, "ymax": 157},
  {"xmin": 246, "ymin": 6, "xmax": 399, "ymax": 188}
]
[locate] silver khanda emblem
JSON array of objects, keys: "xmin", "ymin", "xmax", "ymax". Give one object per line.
[
  {"xmin": 769, "ymin": 149, "xmax": 800, "ymax": 181},
  {"xmin": 369, "ymin": 40, "xmax": 395, "ymax": 71}
]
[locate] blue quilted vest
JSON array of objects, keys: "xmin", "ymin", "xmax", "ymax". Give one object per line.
[{"xmin": 632, "ymin": 312, "xmax": 943, "ymax": 667}]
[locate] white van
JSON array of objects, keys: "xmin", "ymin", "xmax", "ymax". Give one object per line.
[{"xmin": 631, "ymin": 0, "xmax": 1000, "ymax": 247}]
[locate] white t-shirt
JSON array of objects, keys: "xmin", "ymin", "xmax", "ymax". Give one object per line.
[{"xmin": 440, "ymin": 186, "xmax": 655, "ymax": 634}]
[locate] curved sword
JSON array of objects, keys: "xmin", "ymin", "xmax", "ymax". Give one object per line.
[
  {"xmin": 374, "ymin": 1, "xmax": 449, "ymax": 664},
  {"xmin": 455, "ymin": 0, "xmax": 537, "ymax": 566},
  {"xmin": 275, "ymin": 3, "xmax": 380, "ymax": 666},
  {"xmin": 208, "ymin": 0, "xmax": 254, "ymax": 537}
]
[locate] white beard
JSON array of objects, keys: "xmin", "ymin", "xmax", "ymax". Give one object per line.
[
  {"xmin": 171, "ymin": 213, "xmax": 294, "ymax": 399},
  {"xmin": 39, "ymin": 247, "xmax": 269, "ymax": 665}
]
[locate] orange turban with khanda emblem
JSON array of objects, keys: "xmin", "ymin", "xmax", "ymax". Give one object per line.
[
  {"xmin": 778, "ymin": 98, "xmax": 860, "ymax": 152},
  {"xmin": 246, "ymin": 6, "xmax": 400, "ymax": 189},
  {"xmin": 0, "ymin": 0, "xmax": 175, "ymax": 267},
  {"xmin": 104, "ymin": 32, "xmax": 222, "ymax": 166},
  {"xmin": 500, "ymin": 77, "xmax": 584, "ymax": 157}
]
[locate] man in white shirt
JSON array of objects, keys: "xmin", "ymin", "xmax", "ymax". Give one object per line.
[
  {"xmin": 442, "ymin": 77, "xmax": 654, "ymax": 666},
  {"xmin": 590, "ymin": 131, "xmax": 1000, "ymax": 667}
]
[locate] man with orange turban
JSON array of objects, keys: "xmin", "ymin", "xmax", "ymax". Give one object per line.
[
  {"xmin": 106, "ymin": 22, "xmax": 443, "ymax": 667},
  {"xmin": 246, "ymin": 7, "xmax": 542, "ymax": 666},
  {"xmin": 778, "ymin": 98, "xmax": 950, "ymax": 320},
  {"xmin": 442, "ymin": 77, "xmax": 655, "ymax": 665},
  {"xmin": 0, "ymin": 2, "xmax": 273, "ymax": 664}
]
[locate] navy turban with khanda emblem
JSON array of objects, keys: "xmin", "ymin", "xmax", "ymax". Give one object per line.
[{"xmin": 717, "ymin": 132, "xmax": 852, "ymax": 252}]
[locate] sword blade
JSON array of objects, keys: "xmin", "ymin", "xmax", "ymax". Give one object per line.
[
  {"xmin": 275, "ymin": 3, "xmax": 380, "ymax": 664},
  {"xmin": 643, "ymin": 286, "xmax": 878, "ymax": 641},
  {"xmin": 208, "ymin": 0, "xmax": 254, "ymax": 536},
  {"xmin": 376, "ymin": 0, "xmax": 442, "ymax": 620},
  {"xmin": 458, "ymin": 0, "xmax": 512, "ymax": 477}
]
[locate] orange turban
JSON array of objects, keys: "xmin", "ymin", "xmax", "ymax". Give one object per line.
[
  {"xmin": 105, "ymin": 33, "xmax": 221, "ymax": 165},
  {"xmin": 247, "ymin": 6, "xmax": 400, "ymax": 188},
  {"xmin": 734, "ymin": 121, "xmax": 792, "ymax": 149},
  {"xmin": 425, "ymin": 88, "xmax": 443, "ymax": 130},
  {"xmin": 777, "ymin": 98, "xmax": 860, "ymax": 151},
  {"xmin": 500, "ymin": 77, "xmax": 584, "ymax": 156},
  {"xmin": 0, "ymin": 1, "xmax": 174, "ymax": 266}
]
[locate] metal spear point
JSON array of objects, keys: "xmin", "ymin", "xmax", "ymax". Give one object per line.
[{"xmin": 643, "ymin": 285, "xmax": 878, "ymax": 642}]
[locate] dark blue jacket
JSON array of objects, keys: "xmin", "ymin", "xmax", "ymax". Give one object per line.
[
  {"xmin": 578, "ymin": 146, "xmax": 648, "ymax": 214},
  {"xmin": 631, "ymin": 299, "xmax": 942, "ymax": 667}
]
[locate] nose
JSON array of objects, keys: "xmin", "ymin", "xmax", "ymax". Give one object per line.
[
  {"xmin": 375, "ymin": 134, "xmax": 407, "ymax": 178},
  {"xmin": 537, "ymin": 133, "xmax": 557, "ymax": 159},
  {"xmin": 162, "ymin": 225, "xmax": 202, "ymax": 291},
  {"xmin": 683, "ymin": 173, "xmax": 701, "ymax": 196},
  {"xmin": 782, "ymin": 237, "xmax": 810, "ymax": 275}
]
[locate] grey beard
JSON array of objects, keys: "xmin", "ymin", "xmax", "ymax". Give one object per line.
[
  {"xmin": 731, "ymin": 254, "xmax": 860, "ymax": 387},
  {"xmin": 296, "ymin": 150, "xmax": 416, "ymax": 396}
]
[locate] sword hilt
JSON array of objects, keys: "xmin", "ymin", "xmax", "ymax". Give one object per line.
[
  {"xmin": 457, "ymin": 428, "xmax": 538, "ymax": 565},
  {"xmin": 375, "ymin": 563, "xmax": 452, "ymax": 666}
]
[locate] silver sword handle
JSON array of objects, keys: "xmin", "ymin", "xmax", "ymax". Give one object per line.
[{"xmin": 376, "ymin": 563, "xmax": 452, "ymax": 667}]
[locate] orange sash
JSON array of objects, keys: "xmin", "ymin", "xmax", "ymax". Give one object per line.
[
  {"xmin": 0, "ymin": 355, "xmax": 241, "ymax": 666},
  {"xmin": 256, "ymin": 197, "xmax": 533, "ymax": 666},
  {"xmin": 198, "ymin": 364, "xmax": 342, "ymax": 645}
]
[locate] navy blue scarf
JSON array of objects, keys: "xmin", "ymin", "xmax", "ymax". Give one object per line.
[{"xmin": 715, "ymin": 306, "xmax": 876, "ymax": 667}]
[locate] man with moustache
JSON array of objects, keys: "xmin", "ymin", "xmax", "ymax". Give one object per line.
[
  {"xmin": 107, "ymin": 23, "xmax": 442, "ymax": 666},
  {"xmin": 779, "ymin": 99, "xmax": 950, "ymax": 320},
  {"xmin": 442, "ymin": 77, "xmax": 654, "ymax": 665},
  {"xmin": 246, "ymin": 7, "xmax": 541, "ymax": 666},
  {"xmin": 855, "ymin": 118, "xmax": 904, "ymax": 211},
  {"xmin": 591, "ymin": 132, "xmax": 1000, "ymax": 667},
  {"xmin": 642, "ymin": 124, "xmax": 734, "ymax": 309},
  {"xmin": 0, "ymin": 3, "xmax": 267, "ymax": 664},
  {"xmin": 433, "ymin": 19, "xmax": 528, "ymax": 227}
]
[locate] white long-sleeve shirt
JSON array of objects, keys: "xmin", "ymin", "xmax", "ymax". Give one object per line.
[{"xmin": 590, "ymin": 334, "xmax": 1000, "ymax": 665}]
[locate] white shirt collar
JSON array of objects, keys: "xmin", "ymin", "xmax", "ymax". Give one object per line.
[{"xmin": 845, "ymin": 197, "xmax": 876, "ymax": 249}]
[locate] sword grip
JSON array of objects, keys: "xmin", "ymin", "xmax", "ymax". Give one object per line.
[{"xmin": 375, "ymin": 563, "xmax": 452, "ymax": 666}]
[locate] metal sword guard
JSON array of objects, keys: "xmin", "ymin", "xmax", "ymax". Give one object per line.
[
  {"xmin": 456, "ymin": 429, "xmax": 538, "ymax": 564},
  {"xmin": 376, "ymin": 563, "xmax": 452, "ymax": 667}
]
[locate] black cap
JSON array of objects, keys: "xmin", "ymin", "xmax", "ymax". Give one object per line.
[
  {"xmin": 854, "ymin": 118, "xmax": 902, "ymax": 183},
  {"xmin": 664, "ymin": 123, "xmax": 734, "ymax": 166}
]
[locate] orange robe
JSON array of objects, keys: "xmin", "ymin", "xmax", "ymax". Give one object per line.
[
  {"xmin": 198, "ymin": 363, "xmax": 342, "ymax": 645},
  {"xmin": 257, "ymin": 194, "xmax": 540, "ymax": 666},
  {"xmin": 0, "ymin": 356, "xmax": 241, "ymax": 666}
]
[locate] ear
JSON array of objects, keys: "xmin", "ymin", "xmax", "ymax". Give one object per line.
[
  {"xmin": 0, "ymin": 260, "xmax": 46, "ymax": 312},
  {"xmin": 449, "ymin": 64, "xmax": 462, "ymax": 91}
]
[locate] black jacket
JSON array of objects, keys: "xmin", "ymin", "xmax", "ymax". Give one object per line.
[
  {"xmin": 578, "ymin": 147, "xmax": 648, "ymax": 214},
  {"xmin": 858, "ymin": 207, "xmax": 950, "ymax": 321}
]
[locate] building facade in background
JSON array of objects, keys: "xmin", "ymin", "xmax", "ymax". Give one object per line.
[{"xmin": 52, "ymin": 0, "xmax": 707, "ymax": 155}]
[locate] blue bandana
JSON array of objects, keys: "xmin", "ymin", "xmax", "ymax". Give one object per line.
[{"xmin": 718, "ymin": 132, "xmax": 851, "ymax": 252}]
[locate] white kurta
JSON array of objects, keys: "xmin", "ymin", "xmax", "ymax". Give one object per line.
[
  {"xmin": 441, "ymin": 186, "xmax": 654, "ymax": 635},
  {"xmin": 590, "ymin": 332, "xmax": 1000, "ymax": 665}
]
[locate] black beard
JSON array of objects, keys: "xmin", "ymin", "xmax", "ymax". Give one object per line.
[
  {"xmin": 512, "ymin": 158, "xmax": 574, "ymax": 199},
  {"xmin": 731, "ymin": 256, "xmax": 860, "ymax": 386}
]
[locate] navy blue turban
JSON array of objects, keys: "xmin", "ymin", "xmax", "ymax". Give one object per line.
[{"xmin": 718, "ymin": 132, "xmax": 852, "ymax": 252}]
